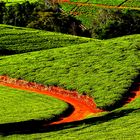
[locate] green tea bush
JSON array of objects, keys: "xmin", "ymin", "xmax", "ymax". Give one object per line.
[{"xmin": 0, "ymin": 24, "xmax": 91, "ymax": 55}]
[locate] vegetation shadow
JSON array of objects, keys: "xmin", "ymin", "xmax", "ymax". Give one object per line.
[
  {"xmin": 105, "ymin": 73, "xmax": 140, "ymax": 111},
  {"xmin": 0, "ymin": 49, "xmax": 17, "ymax": 56},
  {"xmin": 0, "ymin": 108, "xmax": 139, "ymax": 137},
  {"xmin": 0, "ymin": 75, "xmax": 140, "ymax": 136}
]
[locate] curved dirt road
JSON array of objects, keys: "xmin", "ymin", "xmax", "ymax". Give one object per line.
[
  {"xmin": 0, "ymin": 76, "xmax": 102, "ymax": 125},
  {"xmin": 0, "ymin": 76, "xmax": 140, "ymax": 125}
]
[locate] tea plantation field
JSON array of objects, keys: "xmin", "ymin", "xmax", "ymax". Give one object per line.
[
  {"xmin": 0, "ymin": 0, "xmax": 140, "ymax": 139},
  {"xmin": 3, "ymin": 97, "xmax": 140, "ymax": 140},
  {"xmin": 0, "ymin": 24, "xmax": 140, "ymax": 139},
  {"xmin": 0, "ymin": 85, "xmax": 68, "ymax": 124},
  {"xmin": 0, "ymin": 24, "xmax": 91, "ymax": 55},
  {"xmin": 0, "ymin": 25, "xmax": 140, "ymax": 109}
]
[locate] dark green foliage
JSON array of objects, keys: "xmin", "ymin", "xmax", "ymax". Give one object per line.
[
  {"xmin": 0, "ymin": 24, "xmax": 91, "ymax": 55},
  {"xmin": 3, "ymin": 1, "xmax": 40, "ymax": 26},
  {"xmin": 90, "ymin": 9, "xmax": 140, "ymax": 39},
  {"xmin": 0, "ymin": 2, "xmax": 6, "ymax": 23},
  {"xmin": 61, "ymin": 2, "xmax": 140, "ymax": 39},
  {"xmin": 27, "ymin": 12, "xmax": 87, "ymax": 36},
  {"xmin": 1, "ymin": 1, "xmax": 140, "ymax": 39},
  {"xmin": 0, "ymin": 1, "xmax": 89, "ymax": 37}
]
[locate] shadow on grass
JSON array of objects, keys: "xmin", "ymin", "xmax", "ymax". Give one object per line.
[
  {"xmin": 0, "ymin": 108, "xmax": 139, "ymax": 136},
  {"xmin": 0, "ymin": 49, "xmax": 17, "ymax": 56},
  {"xmin": 1, "ymin": 74, "xmax": 140, "ymax": 136},
  {"xmin": 104, "ymin": 73, "xmax": 140, "ymax": 111}
]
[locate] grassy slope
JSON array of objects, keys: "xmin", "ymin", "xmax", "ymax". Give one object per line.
[
  {"xmin": 123, "ymin": 0, "xmax": 140, "ymax": 7},
  {"xmin": 2, "ymin": 0, "xmax": 139, "ymax": 7},
  {"xmin": 0, "ymin": 26, "xmax": 139, "ymax": 109},
  {"xmin": 0, "ymin": 25, "xmax": 140, "ymax": 139},
  {"xmin": 4, "ymin": 97, "xmax": 140, "ymax": 140},
  {"xmin": 0, "ymin": 85, "xmax": 68, "ymax": 124},
  {"xmin": 0, "ymin": 32, "xmax": 140, "ymax": 139},
  {"xmin": 0, "ymin": 1, "xmax": 140, "ymax": 139},
  {"xmin": 61, "ymin": 0, "xmax": 140, "ymax": 13},
  {"xmin": 0, "ymin": 24, "xmax": 91, "ymax": 55}
]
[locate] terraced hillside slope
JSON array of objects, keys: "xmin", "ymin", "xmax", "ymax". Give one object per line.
[
  {"xmin": 0, "ymin": 25, "xmax": 140, "ymax": 109},
  {"xmin": 70, "ymin": 0, "xmax": 140, "ymax": 7},
  {"xmin": 0, "ymin": 24, "xmax": 91, "ymax": 55},
  {"xmin": 0, "ymin": 24, "xmax": 140, "ymax": 139},
  {"xmin": 0, "ymin": 22, "xmax": 140, "ymax": 140}
]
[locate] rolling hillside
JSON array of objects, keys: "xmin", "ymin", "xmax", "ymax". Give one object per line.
[
  {"xmin": 0, "ymin": 24, "xmax": 140, "ymax": 139},
  {"xmin": 0, "ymin": 25, "xmax": 140, "ymax": 109},
  {"xmin": 0, "ymin": 24, "xmax": 91, "ymax": 55},
  {"xmin": 0, "ymin": 0, "xmax": 140, "ymax": 139},
  {"xmin": 70, "ymin": 0, "xmax": 140, "ymax": 7}
]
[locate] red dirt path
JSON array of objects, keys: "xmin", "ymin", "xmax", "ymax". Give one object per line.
[
  {"xmin": 0, "ymin": 76, "xmax": 102, "ymax": 125},
  {"xmin": 0, "ymin": 75, "xmax": 140, "ymax": 125},
  {"xmin": 125, "ymin": 83, "xmax": 140, "ymax": 104}
]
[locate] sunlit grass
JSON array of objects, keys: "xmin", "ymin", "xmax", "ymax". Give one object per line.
[{"xmin": 0, "ymin": 85, "xmax": 68, "ymax": 124}]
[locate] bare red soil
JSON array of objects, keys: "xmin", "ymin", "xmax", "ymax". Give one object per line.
[
  {"xmin": 125, "ymin": 83, "xmax": 140, "ymax": 104},
  {"xmin": 0, "ymin": 76, "xmax": 102, "ymax": 125},
  {"xmin": 0, "ymin": 75, "xmax": 140, "ymax": 125}
]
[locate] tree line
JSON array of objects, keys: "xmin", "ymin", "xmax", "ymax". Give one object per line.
[
  {"xmin": 0, "ymin": 1, "xmax": 140, "ymax": 39},
  {"xmin": 0, "ymin": 1, "xmax": 89, "ymax": 37}
]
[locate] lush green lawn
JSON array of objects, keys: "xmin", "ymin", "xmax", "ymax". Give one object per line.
[
  {"xmin": 0, "ymin": 24, "xmax": 91, "ymax": 55},
  {"xmin": 0, "ymin": 85, "xmax": 68, "ymax": 124}
]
